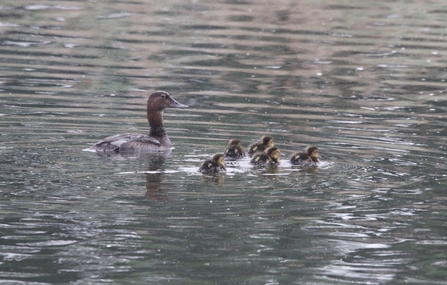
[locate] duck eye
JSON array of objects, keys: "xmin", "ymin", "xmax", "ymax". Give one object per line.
[{"xmin": 161, "ymin": 94, "xmax": 166, "ymax": 99}]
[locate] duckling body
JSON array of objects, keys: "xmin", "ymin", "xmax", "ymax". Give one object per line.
[
  {"xmin": 250, "ymin": 146, "xmax": 281, "ymax": 166},
  {"xmin": 290, "ymin": 146, "xmax": 320, "ymax": 166},
  {"xmin": 223, "ymin": 139, "xmax": 245, "ymax": 159},
  {"xmin": 199, "ymin": 154, "xmax": 226, "ymax": 174},
  {"xmin": 89, "ymin": 91, "xmax": 188, "ymax": 153},
  {"xmin": 250, "ymin": 152, "xmax": 269, "ymax": 166},
  {"xmin": 247, "ymin": 136, "xmax": 274, "ymax": 157}
]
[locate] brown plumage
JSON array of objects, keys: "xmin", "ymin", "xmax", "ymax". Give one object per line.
[
  {"xmin": 89, "ymin": 91, "xmax": 188, "ymax": 153},
  {"xmin": 250, "ymin": 146, "xmax": 281, "ymax": 166},
  {"xmin": 223, "ymin": 139, "xmax": 245, "ymax": 159},
  {"xmin": 290, "ymin": 146, "xmax": 320, "ymax": 166},
  {"xmin": 247, "ymin": 135, "xmax": 274, "ymax": 157},
  {"xmin": 199, "ymin": 154, "xmax": 226, "ymax": 174}
]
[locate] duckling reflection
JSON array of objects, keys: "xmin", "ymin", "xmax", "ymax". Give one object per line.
[
  {"xmin": 199, "ymin": 154, "xmax": 226, "ymax": 174},
  {"xmin": 265, "ymin": 163, "xmax": 280, "ymax": 177},
  {"xmin": 290, "ymin": 146, "xmax": 320, "ymax": 166},
  {"xmin": 250, "ymin": 146, "xmax": 281, "ymax": 166},
  {"xmin": 247, "ymin": 135, "xmax": 274, "ymax": 157},
  {"xmin": 201, "ymin": 172, "xmax": 225, "ymax": 185},
  {"xmin": 223, "ymin": 139, "xmax": 245, "ymax": 159}
]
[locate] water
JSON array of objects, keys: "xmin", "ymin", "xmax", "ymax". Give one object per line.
[{"xmin": 1, "ymin": 0, "xmax": 447, "ymax": 284}]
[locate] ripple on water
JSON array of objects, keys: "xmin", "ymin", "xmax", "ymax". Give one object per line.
[{"xmin": 1, "ymin": 0, "xmax": 447, "ymax": 284}]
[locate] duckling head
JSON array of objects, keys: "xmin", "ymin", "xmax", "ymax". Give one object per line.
[
  {"xmin": 212, "ymin": 153, "xmax": 226, "ymax": 167},
  {"xmin": 261, "ymin": 136, "xmax": 274, "ymax": 147},
  {"xmin": 228, "ymin": 139, "xmax": 242, "ymax": 147},
  {"xmin": 266, "ymin": 146, "xmax": 281, "ymax": 160},
  {"xmin": 307, "ymin": 146, "xmax": 320, "ymax": 161}
]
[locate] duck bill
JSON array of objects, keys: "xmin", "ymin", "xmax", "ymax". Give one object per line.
[{"xmin": 169, "ymin": 98, "xmax": 188, "ymax": 108}]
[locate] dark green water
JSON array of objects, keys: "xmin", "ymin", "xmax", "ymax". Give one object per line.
[{"xmin": 1, "ymin": 1, "xmax": 447, "ymax": 284}]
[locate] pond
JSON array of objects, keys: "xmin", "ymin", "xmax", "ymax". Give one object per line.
[{"xmin": 1, "ymin": 0, "xmax": 447, "ymax": 284}]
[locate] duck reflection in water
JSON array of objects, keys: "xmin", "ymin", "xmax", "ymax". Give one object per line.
[
  {"xmin": 143, "ymin": 150, "xmax": 173, "ymax": 202},
  {"xmin": 263, "ymin": 162, "xmax": 281, "ymax": 180},
  {"xmin": 201, "ymin": 172, "xmax": 225, "ymax": 185}
]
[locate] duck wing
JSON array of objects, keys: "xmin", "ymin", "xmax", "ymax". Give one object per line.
[
  {"xmin": 131, "ymin": 134, "xmax": 162, "ymax": 146},
  {"xmin": 91, "ymin": 133, "xmax": 161, "ymax": 152}
]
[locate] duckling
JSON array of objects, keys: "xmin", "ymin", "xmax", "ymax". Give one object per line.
[
  {"xmin": 250, "ymin": 146, "xmax": 281, "ymax": 166},
  {"xmin": 199, "ymin": 154, "xmax": 226, "ymax": 174},
  {"xmin": 223, "ymin": 139, "xmax": 245, "ymax": 159},
  {"xmin": 247, "ymin": 135, "xmax": 274, "ymax": 157},
  {"xmin": 290, "ymin": 146, "xmax": 320, "ymax": 166}
]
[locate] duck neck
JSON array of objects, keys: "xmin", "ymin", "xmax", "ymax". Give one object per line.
[{"xmin": 148, "ymin": 111, "xmax": 166, "ymax": 137}]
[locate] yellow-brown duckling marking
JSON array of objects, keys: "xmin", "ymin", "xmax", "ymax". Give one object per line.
[
  {"xmin": 223, "ymin": 139, "xmax": 245, "ymax": 159},
  {"xmin": 199, "ymin": 154, "xmax": 226, "ymax": 174},
  {"xmin": 290, "ymin": 146, "xmax": 320, "ymax": 166},
  {"xmin": 247, "ymin": 135, "xmax": 274, "ymax": 157},
  {"xmin": 250, "ymin": 146, "xmax": 281, "ymax": 166}
]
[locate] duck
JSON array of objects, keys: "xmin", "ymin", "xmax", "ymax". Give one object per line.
[
  {"xmin": 199, "ymin": 154, "xmax": 226, "ymax": 174},
  {"xmin": 290, "ymin": 146, "xmax": 320, "ymax": 166},
  {"xmin": 89, "ymin": 91, "xmax": 188, "ymax": 153},
  {"xmin": 247, "ymin": 135, "xmax": 274, "ymax": 157},
  {"xmin": 223, "ymin": 139, "xmax": 245, "ymax": 159},
  {"xmin": 250, "ymin": 146, "xmax": 281, "ymax": 166}
]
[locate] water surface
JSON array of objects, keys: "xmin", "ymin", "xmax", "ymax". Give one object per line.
[{"xmin": 1, "ymin": 0, "xmax": 447, "ymax": 284}]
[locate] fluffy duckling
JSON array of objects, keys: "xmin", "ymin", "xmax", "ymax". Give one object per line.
[
  {"xmin": 223, "ymin": 139, "xmax": 245, "ymax": 159},
  {"xmin": 247, "ymin": 135, "xmax": 274, "ymax": 157},
  {"xmin": 290, "ymin": 146, "xmax": 320, "ymax": 166},
  {"xmin": 199, "ymin": 154, "xmax": 226, "ymax": 174},
  {"xmin": 250, "ymin": 146, "xmax": 281, "ymax": 166}
]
